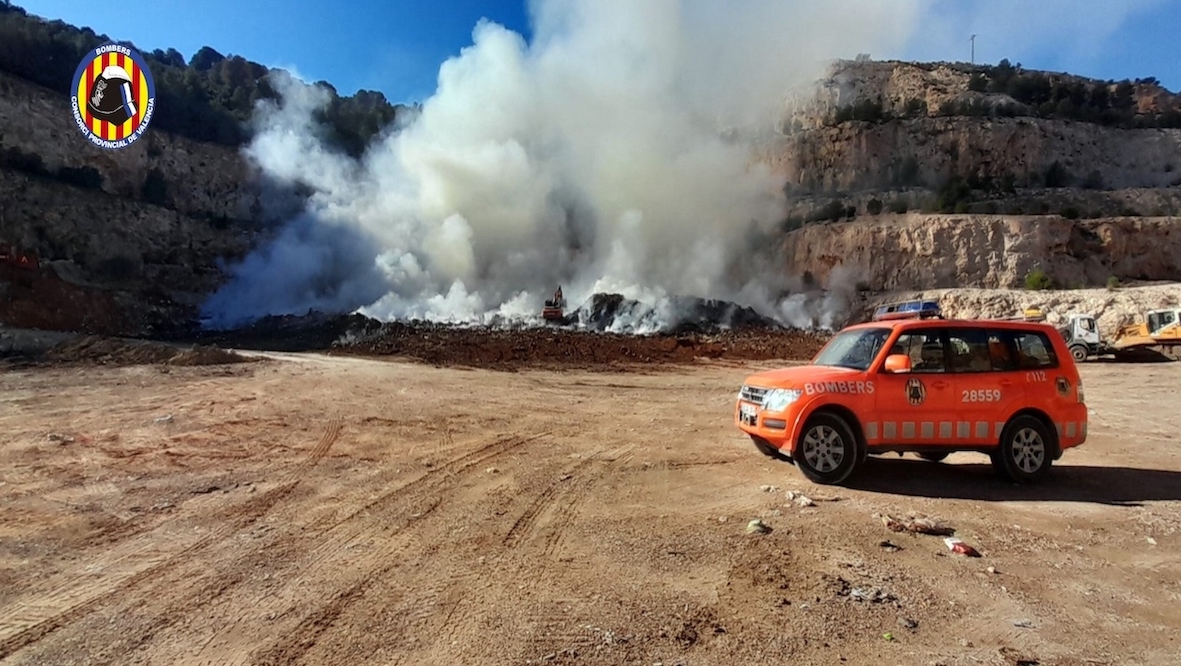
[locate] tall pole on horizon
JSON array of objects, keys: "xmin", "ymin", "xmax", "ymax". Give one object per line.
[{"xmin": 970, "ymin": 34, "xmax": 977, "ymax": 64}]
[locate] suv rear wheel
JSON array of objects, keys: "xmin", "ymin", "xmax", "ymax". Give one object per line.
[
  {"xmin": 792, "ymin": 412, "xmax": 859, "ymax": 485},
  {"xmin": 993, "ymin": 415, "xmax": 1055, "ymax": 483}
]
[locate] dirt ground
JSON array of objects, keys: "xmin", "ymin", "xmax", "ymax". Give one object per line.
[{"xmin": 1, "ymin": 352, "xmax": 1179, "ymax": 666}]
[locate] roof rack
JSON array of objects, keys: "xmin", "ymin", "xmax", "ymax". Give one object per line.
[{"xmin": 871, "ymin": 299, "xmax": 943, "ymax": 322}]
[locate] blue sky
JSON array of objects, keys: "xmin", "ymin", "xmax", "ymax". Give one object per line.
[{"xmin": 14, "ymin": 0, "xmax": 1181, "ymax": 104}]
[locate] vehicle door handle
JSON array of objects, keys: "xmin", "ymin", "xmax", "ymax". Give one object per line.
[
  {"xmin": 931, "ymin": 380, "xmax": 949, "ymax": 389},
  {"xmin": 999, "ymin": 379, "xmax": 1013, "ymax": 387}
]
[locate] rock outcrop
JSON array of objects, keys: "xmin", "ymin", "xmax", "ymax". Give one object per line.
[
  {"xmin": 782, "ymin": 214, "xmax": 1181, "ymax": 291},
  {"xmin": 761, "ymin": 116, "xmax": 1181, "ymax": 194},
  {"xmin": 865, "ymin": 285, "xmax": 1181, "ymax": 339},
  {"xmin": 765, "ymin": 59, "xmax": 1181, "ymax": 194}
]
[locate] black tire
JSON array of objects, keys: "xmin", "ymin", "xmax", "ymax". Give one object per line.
[
  {"xmin": 791, "ymin": 412, "xmax": 859, "ymax": 485},
  {"xmin": 751, "ymin": 435, "xmax": 793, "ymax": 464},
  {"xmin": 993, "ymin": 415, "xmax": 1055, "ymax": 483},
  {"xmin": 1069, "ymin": 344, "xmax": 1088, "ymax": 363},
  {"xmin": 918, "ymin": 452, "xmax": 949, "ymax": 462}
]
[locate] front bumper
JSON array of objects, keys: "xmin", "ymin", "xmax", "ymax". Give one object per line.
[{"xmin": 735, "ymin": 400, "xmax": 792, "ymax": 446}]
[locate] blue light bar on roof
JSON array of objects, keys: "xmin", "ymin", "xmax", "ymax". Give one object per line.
[{"xmin": 872, "ymin": 299, "xmax": 942, "ymax": 321}]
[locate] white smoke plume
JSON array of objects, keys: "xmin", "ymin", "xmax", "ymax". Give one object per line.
[{"xmin": 200, "ymin": 0, "xmax": 925, "ymax": 332}]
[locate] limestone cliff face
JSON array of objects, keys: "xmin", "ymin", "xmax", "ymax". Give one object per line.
[
  {"xmin": 782, "ymin": 214, "xmax": 1181, "ymax": 291},
  {"xmin": 765, "ymin": 60, "xmax": 1181, "ymax": 194},
  {"xmin": 0, "ymin": 70, "xmax": 263, "ymax": 222},
  {"xmin": 760, "ymin": 116, "xmax": 1181, "ymax": 194},
  {"xmin": 781, "ymin": 60, "xmax": 972, "ymax": 132}
]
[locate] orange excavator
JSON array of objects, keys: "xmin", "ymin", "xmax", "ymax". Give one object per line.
[{"xmin": 542, "ymin": 285, "xmax": 566, "ymax": 322}]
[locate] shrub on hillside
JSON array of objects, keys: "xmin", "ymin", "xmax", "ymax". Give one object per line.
[{"xmin": 1024, "ymin": 269, "xmax": 1053, "ymax": 290}]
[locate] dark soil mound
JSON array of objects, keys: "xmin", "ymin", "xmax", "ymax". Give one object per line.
[{"xmin": 40, "ymin": 337, "xmax": 254, "ymax": 367}]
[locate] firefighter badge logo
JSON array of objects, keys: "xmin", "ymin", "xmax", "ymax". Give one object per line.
[
  {"xmin": 905, "ymin": 377, "xmax": 926, "ymax": 406},
  {"xmin": 70, "ymin": 42, "xmax": 156, "ymax": 150}
]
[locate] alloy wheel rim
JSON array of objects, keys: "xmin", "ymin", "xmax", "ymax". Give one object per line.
[
  {"xmin": 803, "ymin": 425, "xmax": 844, "ymax": 473},
  {"xmin": 1011, "ymin": 427, "xmax": 1046, "ymax": 473}
]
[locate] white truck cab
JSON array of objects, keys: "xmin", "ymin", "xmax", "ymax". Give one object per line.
[{"xmin": 1058, "ymin": 313, "xmax": 1101, "ymax": 362}]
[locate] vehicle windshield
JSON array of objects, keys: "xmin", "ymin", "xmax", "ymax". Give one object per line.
[{"xmin": 812, "ymin": 327, "xmax": 892, "ymax": 371}]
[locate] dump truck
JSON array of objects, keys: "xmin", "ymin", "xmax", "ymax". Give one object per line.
[
  {"xmin": 1003, "ymin": 307, "xmax": 1181, "ymax": 362},
  {"xmin": 1049, "ymin": 308, "xmax": 1181, "ymax": 362},
  {"xmin": 1054, "ymin": 312, "xmax": 1103, "ymax": 362}
]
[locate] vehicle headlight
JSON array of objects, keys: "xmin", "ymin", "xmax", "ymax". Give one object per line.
[{"xmin": 763, "ymin": 388, "xmax": 802, "ymax": 413}]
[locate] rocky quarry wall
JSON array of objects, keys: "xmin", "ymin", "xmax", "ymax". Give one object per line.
[
  {"xmin": 782, "ymin": 214, "xmax": 1181, "ymax": 291},
  {"xmin": 761, "ymin": 116, "xmax": 1181, "ymax": 194},
  {"xmin": 767, "ymin": 60, "xmax": 1181, "ymax": 194},
  {"xmin": 865, "ymin": 284, "xmax": 1181, "ymax": 339}
]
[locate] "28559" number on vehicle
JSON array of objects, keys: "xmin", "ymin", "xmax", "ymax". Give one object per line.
[{"xmin": 962, "ymin": 389, "xmax": 1001, "ymax": 402}]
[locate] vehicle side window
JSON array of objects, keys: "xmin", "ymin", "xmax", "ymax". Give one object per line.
[
  {"xmin": 1011, "ymin": 330, "xmax": 1059, "ymax": 369},
  {"xmin": 947, "ymin": 328, "xmax": 994, "ymax": 372},
  {"xmin": 987, "ymin": 331, "xmax": 1018, "ymax": 371},
  {"xmin": 889, "ymin": 330, "xmax": 947, "ymax": 373}
]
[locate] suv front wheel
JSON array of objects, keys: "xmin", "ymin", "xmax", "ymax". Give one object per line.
[
  {"xmin": 993, "ymin": 415, "xmax": 1055, "ymax": 483},
  {"xmin": 792, "ymin": 412, "xmax": 859, "ymax": 485}
]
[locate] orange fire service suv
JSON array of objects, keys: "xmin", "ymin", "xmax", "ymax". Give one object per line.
[{"xmin": 735, "ymin": 301, "xmax": 1088, "ymax": 486}]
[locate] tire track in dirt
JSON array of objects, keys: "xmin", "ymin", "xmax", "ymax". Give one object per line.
[
  {"xmin": 0, "ymin": 417, "xmax": 344, "ymax": 661},
  {"xmin": 541, "ymin": 446, "xmax": 633, "ymax": 558},
  {"xmin": 248, "ymin": 575, "xmax": 373, "ymax": 666},
  {"xmin": 395, "ymin": 445, "xmax": 635, "ymax": 663},
  {"xmin": 201, "ymin": 431, "xmax": 550, "ymax": 666},
  {"xmin": 518, "ymin": 446, "xmax": 635, "ymax": 660},
  {"xmin": 281, "ymin": 417, "xmax": 343, "ymax": 483},
  {"xmin": 296, "ymin": 431, "xmax": 548, "ymax": 571},
  {"xmin": 81, "ymin": 429, "xmax": 522, "ymax": 666},
  {"xmin": 501, "ymin": 456, "xmax": 600, "ymax": 550}
]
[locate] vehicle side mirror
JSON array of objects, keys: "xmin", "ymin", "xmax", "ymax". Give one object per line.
[{"xmin": 884, "ymin": 354, "xmax": 912, "ymax": 373}]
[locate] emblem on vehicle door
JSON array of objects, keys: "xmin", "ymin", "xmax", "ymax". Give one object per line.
[{"xmin": 906, "ymin": 377, "xmax": 926, "ymax": 406}]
